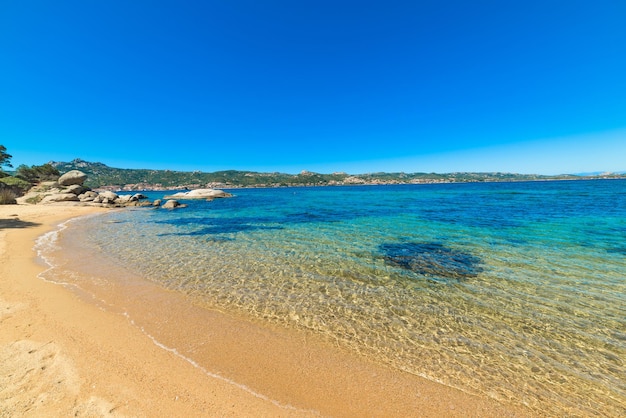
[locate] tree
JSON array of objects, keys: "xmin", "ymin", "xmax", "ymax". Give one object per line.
[
  {"xmin": 16, "ymin": 163, "xmax": 60, "ymax": 184},
  {"xmin": 0, "ymin": 145, "xmax": 12, "ymax": 170}
]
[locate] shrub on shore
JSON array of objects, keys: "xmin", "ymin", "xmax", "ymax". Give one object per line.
[
  {"xmin": 0, "ymin": 176, "xmax": 32, "ymax": 193},
  {"xmin": 15, "ymin": 163, "xmax": 60, "ymax": 184},
  {"xmin": 0, "ymin": 176, "xmax": 32, "ymax": 204},
  {"xmin": 0, "ymin": 187, "xmax": 17, "ymax": 205}
]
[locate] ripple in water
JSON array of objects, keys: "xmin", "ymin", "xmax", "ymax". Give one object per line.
[{"xmin": 56, "ymin": 182, "xmax": 626, "ymax": 416}]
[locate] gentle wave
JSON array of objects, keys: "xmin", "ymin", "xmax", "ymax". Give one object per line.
[
  {"xmin": 35, "ymin": 213, "xmax": 318, "ymax": 415},
  {"xmin": 41, "ymin": 181, "xmax": 626, "ymax": 416}
]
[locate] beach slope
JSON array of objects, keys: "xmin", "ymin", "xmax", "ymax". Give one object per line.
[
  {"xmin": 0, "ymin": 205, "xmax": 312, "ymax": 417},
  {"xmin": 0, "ymin": 204, "xmax": 532, "ymax": 417}
]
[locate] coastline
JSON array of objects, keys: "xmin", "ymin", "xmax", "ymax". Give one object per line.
[
  {"xmin": 97, "ymin": 175, "xmax": 626, "ymax": 194},
  {"xmin": 0, "ymin": 204, "xmax": 533, "ymax": 417}
]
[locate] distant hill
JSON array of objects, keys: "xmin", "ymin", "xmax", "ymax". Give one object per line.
[
  {"xmin": 574, "ymin": 171, "xmax": 626, "ymax": 176},
  {"xmin": 49, "ymin": 159, "xmax": 623, "ymax": 190}
]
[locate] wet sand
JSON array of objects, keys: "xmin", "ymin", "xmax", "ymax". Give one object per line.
[{"xmin": 0, "ymin": 204, "xmax": 533, "ymax": 417}]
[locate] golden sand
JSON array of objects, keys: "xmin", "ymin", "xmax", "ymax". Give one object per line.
[{"xmin": 0, "ymin": 204, "xmax": 532, "ymax": 417}]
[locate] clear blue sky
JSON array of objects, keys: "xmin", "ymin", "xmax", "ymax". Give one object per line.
[{"xmin": 1, "ymin": 1, "xmax": 625, "ymax": 174}]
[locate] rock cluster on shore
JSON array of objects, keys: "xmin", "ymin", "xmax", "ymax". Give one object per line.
[
  {"xmin": 16, "ymin": 170, "xmax": 233, "ymax": 209},
  {"xmin": 17, "ymin": 170, "xmax": 153, "ymax": 207}
]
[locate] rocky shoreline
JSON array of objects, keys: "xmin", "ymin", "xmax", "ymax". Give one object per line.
[{"xmin": 17, "ymin": 170, "xmax": 232, "ymax": 209}]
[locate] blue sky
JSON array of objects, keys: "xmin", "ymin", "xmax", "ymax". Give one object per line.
[{"xmin": 1, "ymin": 1, "xmax": 625, "ymax": 174}]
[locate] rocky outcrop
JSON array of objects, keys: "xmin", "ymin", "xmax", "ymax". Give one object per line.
[
  {"xmin": 77, "ymin": 191, "xmax": 98, "ymax": 202},
  {"xmin": 162, "ymin": 199, "xmax": 186, "ymax": 209},
  {"xmin": 99, "ymin": 191, "xmax": 119, "ymax": 201},
  {"xmin": 63, "ymin": 184, "xmax": 88, "ymax": 195},
  {"xmin": 18, "ymin": 170, "xmax": 155, "ymax": 208},
  {"xmin": 163, "ymin": 188, "xmax": 232, "ymax": 200},
  {"xmin": 17, "ymin": 170, "xmax": 200, "ymax": 211},
  {"xmin": 40, "ymin": 193, "xmax": 80, "ymax": 204},
  {"xmin": 57, "ymin": 170, "xmax": 88, "ymax": 186}
]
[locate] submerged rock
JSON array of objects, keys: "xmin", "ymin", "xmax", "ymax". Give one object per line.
[
  {"xmin": 162, "ymin": 199, "xmax": 186, "ymax": 209},
  {"xmin": 380, "ymin": 242, "xmax": 483, "ymax": 279},
  {"xmin": 607, "ymin": 247, "xmax": 626, "ymax": 255}
]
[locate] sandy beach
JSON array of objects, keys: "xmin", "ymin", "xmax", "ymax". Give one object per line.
[{"xmin": 0, "ymin": 204, "xmax": 533, "ymax": 417}]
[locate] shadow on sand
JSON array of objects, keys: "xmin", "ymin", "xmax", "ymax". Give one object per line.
[{"xmin": 0, "ymin": 218, "xmax": 42, "ymax": 230}]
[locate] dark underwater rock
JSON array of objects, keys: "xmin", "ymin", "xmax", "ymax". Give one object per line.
[
  {"xmin": 380, "ymin": 242, "xmax": 483, "ymax": 279},
  {"xmin": 607, "ymin": 247, "xmax": 626, "ymax": 255}
]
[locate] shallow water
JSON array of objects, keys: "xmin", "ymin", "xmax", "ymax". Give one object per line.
[{"xmin": 42, "ymin": 180, "xmax": 626, "ymax": 416}]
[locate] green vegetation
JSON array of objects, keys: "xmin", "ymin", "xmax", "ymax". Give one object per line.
[
  {"xmin": 24, "ymin": 194, "xmax": 45, "ymax": 204},
  {"xmin": 0, "ymin": 144, "xmax": 18, "ymax": 204},
  {"xmin": 15, "ymin": 163, "xmax": 60, "ymax": 184},
  {"xmin": 0, "ymin": 143, "xmax": 621, "ymax": 196},
  {"xmin": 0, "ymin": 188, "xmax": 17, "ymax": 204},
  {"xmin": 0, "ymin": 146, "xmax": 63, "ymax": 204},
  {"xmin": 0, "ymin": 145, "xmax": 12, "ymax": 172},
  {"xmin": 48, "ymin": 158, "xmax": 624, "ymax": 190},
  {"xmin": 0, "ymin": 176, "xmax": 33, "ymax": 192}
]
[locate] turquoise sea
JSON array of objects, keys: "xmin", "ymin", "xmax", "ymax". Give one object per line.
[{"xmin": 41, "ymin": 180, "xmax": 625, "ymax": 416}]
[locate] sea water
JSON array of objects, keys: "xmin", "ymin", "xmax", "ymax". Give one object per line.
[{"xmin": 42, "ymin": 180, "xmax": 626, "ymax": 416}]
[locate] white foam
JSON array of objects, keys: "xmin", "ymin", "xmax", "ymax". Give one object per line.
[
  {"xmin": 34, "ymin": 214, "xmax": 100, "ymax": 286},
  {"xmin": 32, "ymin": 217, "xmax": 319, "ymax": 416},
  {"xmin": 122, "ymin": 312, "xmax": 320, "ymax": 415}
]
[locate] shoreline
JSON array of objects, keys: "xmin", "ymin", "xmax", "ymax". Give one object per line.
[
  {"xmin": 95, "ymin": 175, "xmax": 626, "ymax": 193},
  {"xmin": 0, "ymin": 204, "xmax": 533, "ymax": 417}
]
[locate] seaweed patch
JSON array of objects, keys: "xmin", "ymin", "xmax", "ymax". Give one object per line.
[{"xmin": 379, "ymin": 242, "xmax": 483, "ymax": 279}]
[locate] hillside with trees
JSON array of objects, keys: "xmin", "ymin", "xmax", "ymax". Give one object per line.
[
  {"xmin": 3, "ymin": 143, "xmax": 624, "ymax": 202},
  {"xmin": 46, "ymin": 158, "xmax": 624, "ymax": 191}
]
